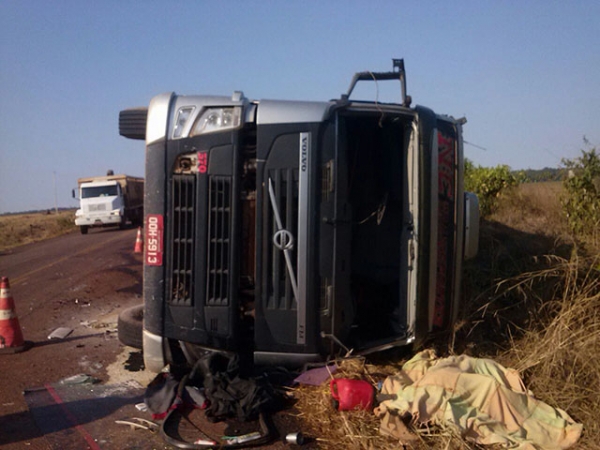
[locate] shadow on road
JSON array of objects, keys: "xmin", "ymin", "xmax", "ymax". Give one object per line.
[{"xmin": 0, "ymin": 382, "xmax": 144, "ymax": 448}]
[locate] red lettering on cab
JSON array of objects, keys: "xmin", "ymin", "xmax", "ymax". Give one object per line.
[{"xmin": 198, "ymin": 151, "xmax": 208, "ymax": 174}]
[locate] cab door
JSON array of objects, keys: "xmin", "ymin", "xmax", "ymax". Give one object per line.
[{"xmin": 318, "ymin": 112, "xmax": 352, "ymax": 352}]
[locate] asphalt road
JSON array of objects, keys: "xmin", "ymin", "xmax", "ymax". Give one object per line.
[{"xmin": 0, "ymin": 227, "xmax": 169, "ymax": 449}]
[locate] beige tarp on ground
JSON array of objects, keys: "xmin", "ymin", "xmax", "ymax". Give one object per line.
[{"xmin": 374, "ymin": 350, "xmax": 582, "ymax": 449}]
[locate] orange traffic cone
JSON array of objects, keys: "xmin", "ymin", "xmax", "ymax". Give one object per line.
[
  {"xmin": 134, "ymin": 227, "xmax": 143, "ymax": 253},
  {"xmin": 0, "ymin": 277, "xmax": 26, "ymax": 354}
]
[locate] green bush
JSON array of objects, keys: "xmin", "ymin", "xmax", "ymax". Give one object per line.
[
  {"xmin": 464, "ymin": 159, "xmax": 521, "ymax": 216},
  {"xmin": 561, "ymin": 147, "xmax": 600, "ymax": 238}
]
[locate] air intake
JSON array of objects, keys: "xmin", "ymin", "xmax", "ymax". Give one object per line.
[
  {"xmin": 207, "ymin": 176, "xmax": 232, "ymax": 306},
  {"xmin": 170, "ymin": 175, "xmax": 196, "ymax": 306}
]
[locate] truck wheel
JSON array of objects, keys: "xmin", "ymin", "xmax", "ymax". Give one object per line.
[
  {"xmin": 118, "ymin": 304, "xmax": 143, "ymax": 349},
  {"xmin": 80, "ymin": 226, "xmax": 88, "ymax": 235},
  {"xmin": 119, "ymin": 107, "xmax": 148, "ymax": 140}
]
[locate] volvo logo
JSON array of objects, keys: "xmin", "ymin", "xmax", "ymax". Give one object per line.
[
  {"xmin": 301, "ymin": 135, "xmax": 308, "ymax": 172},
  {"xmin": 273, "ymin": 229, "xmax": 295, "ymax": 250}
]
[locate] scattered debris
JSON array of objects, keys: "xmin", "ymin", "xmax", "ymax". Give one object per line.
[
  {"xmin": 193, "ymin": 437, "xmax": 218, "ymax": 446},
  {"xmin": 141, "ymin": 353, "xmax": 282, "ymax": 448},
  {"xmin": 115, "ymin": 417, "xmax": 158, "ymax": 433},
  {"xmin": 285, "ymin": 432, "xmax": 305, "ymax": 445},
  {"xmin": 96, "ymin": 380, "xmax": 144, "ymax": 398},
  {"xmin": 294, "ymin": 364, "xmax": 336, "ymax": 386},
  {"xmin": 74, "ymin": 298, "xmax": 91, "ymax": 306},
  {"xmin": 58, "ymin": 374, "xmax": 100, "ymax": 385},
  {"xmin": 47, "ymin": 327, "xmax": 73, "ymax": 340},
  {"xmin": 223, "ymin": 431, "xmax": 261, "ymax": 445}
]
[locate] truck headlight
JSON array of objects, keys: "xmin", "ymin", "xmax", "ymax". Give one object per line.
[
  {"xmin": 173, "ymin": 106, "xmax": 195, "ymax": 138},
  {"xmin": 190, "ymin": 107, "xmax": 241, "ymax": 136}
]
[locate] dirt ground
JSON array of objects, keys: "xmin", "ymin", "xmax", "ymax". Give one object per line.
[{"xmin": 0, "ymin": 228, "xmax": 308, "ymax": 449}]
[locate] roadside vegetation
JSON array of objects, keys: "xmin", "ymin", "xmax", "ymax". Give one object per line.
[
  {"xmin": 295, "ymin": 147, "xmax": 600, "ymax": 449},
  {"xmin": 561, "ymin": 146, "xmax": 600, "ymax": 247},
  {"xmin": 0, "ymin": 209, "xmax": 77, "ymax": 252}
]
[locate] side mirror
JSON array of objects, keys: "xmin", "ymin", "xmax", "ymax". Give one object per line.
[{"xmin": 72, "ymin": 189, "xmax": 76, "ymax": 199}]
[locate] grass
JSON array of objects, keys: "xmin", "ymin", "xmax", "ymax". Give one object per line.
[
  {"xmin": 292, "ymin": 182, "xmax": 598, "ymax": 449},
  {"xmin": 0, "ymin": 210, "xmax": 78, "ymax": 252}
]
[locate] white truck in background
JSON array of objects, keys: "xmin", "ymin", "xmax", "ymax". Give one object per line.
[{"xmin": 73, "ymin": 171, "xmax": 144, "ymax": 234}]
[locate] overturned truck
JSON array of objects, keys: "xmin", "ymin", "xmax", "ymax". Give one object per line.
[{"xmin": 120, "ymin": 59, "xmax": 479, "ymax": 372}]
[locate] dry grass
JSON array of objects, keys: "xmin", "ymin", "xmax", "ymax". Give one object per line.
[
  {"xmin": 500, "ymin": 256, "xmax": 600, "ymax": 449},
  {"xmin": 291, "ymin": 359, "xmax": 397, "ymax": 450},
  {"xmin": 456, "ymin": 183, "xmax": 599, "ymax": 448},
  {"xmin": 490, "ymin": 181, "xmax": 570, "ymax": 238},
  {"xmin": 291, "ymin": 182, "xmax": 598, "ymax": 449},
  {"xmin": 0, "ymin": 210, "xmax": 77, "ymax": 252}
]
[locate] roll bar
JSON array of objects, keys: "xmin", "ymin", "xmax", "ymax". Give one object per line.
[{"xmin": 342, "ymin": 58, "xmax": 412, "ymax": 107}]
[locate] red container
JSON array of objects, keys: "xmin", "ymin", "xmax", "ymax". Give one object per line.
[{"xmin": 330, "ymin": 378, "xmax": 375, "ymax": 411}]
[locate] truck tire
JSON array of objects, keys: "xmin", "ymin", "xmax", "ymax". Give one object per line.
[
  {"xmin": 119, "ymin": 108, "xmax": 148, "ymax": 140},
  {"xmin": 80, "ymin": 226, "xmax": 88, "ymax": 235},
  {"xmin": 118, "ymin": 304, "xmax": 143, "ymax": 349}
]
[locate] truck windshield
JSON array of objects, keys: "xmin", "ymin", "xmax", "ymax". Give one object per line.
[{"xmin": 81, "ymin": 185, "xmax": 118, "ymax": 198}]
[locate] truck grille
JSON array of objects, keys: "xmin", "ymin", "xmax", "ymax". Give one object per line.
[
  {"xmin": 170, "ymin": 175, "xmax": 196, "ymax": 306},
  {"xmin": 207, "ymin": 176, "xmax": 232, "ymax": 306},
  {"xmin": 268, "ymin": 168, "xmax": 299, "ymax": 310},
  {"xmin": 88, "ymin": 204, "xmax": 106, "ymax": 212}
]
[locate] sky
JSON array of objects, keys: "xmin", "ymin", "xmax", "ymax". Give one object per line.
[{"xmin": 1, "ymin": 1, "xmax": 599, "ymax": 213}]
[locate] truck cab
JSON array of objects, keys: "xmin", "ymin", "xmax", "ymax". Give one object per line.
[
  {"xmin": 73, "ymin": 173, "xmax": 144, "ymax": 234},
  {"xmin": 120, "ymin": 60, "xmax": 479, "ymax": 372},
  {"xmin": 75, "ymin": 180, "xmax": 125, "ymax": 233}
]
